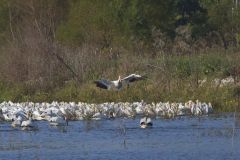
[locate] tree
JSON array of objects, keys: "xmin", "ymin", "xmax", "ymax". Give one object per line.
[
  {"xmin": 202, "ymin": 0, "xmax": 240, "ymax": 48},
  {"xmin": 175, "ymin": 0, "xmax": 209, "ymax": 38}
]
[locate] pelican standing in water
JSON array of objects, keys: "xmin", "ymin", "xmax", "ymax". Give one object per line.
[
  {"xmin": 94, "ymin": 74, "xmax": 146, "ymax": 90},
  {"xmin": 140, "ymin": 117, "xmax": 153, "ymax": 128}
]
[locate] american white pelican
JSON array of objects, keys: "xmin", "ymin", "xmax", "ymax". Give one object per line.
[
  {"xmin": 21, "ymin": 118, "xmax": 35, "ymax": 127},
  {"xmin": 48, "ymin": 116, "xmax": 68, "ymax": 126},
  {"xmin": 108, "ymin": 111, "xmax": 116, "ymax": 119},
  {"xmin": 20, "ymin": 111, "xmax": 37, "ymax": 129},
  {"xmin": 94, "ymin": 74, "xmax": 146, "ymax": 90},
  {"xmin": 140, "ymin": 117, "xmax": 153, "ymax": 128},
  {"xmin": 0, "ymin": 100, "xmax": 214, "ymax": 125},
  {"xmin": 11, "ymin": 116, "xmax": 23, "ymax": 128},
  {"xmin": 11, "ymin": 110, "xmax": 28, "ymax": 127}
]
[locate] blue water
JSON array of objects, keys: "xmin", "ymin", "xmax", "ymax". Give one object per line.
[{"xmin": 0, "ymin": 113, "xmax": 240, "ymax": 160}]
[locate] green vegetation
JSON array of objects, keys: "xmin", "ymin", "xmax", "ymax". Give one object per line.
[
  {"xmin": 0, "ymin": 0, "xmax": 240, "ymax": 111},
  {"xmin": 0, "ymin": 50, "xmax": 239, "ymax": 112}
]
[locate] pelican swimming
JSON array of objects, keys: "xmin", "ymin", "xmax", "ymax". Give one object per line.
[
  {"xmin": 94, "ymin": 74, "xmax": 146, "ymax": 90},
  {"xmin": 21, "ymin": 118, "xmax": 35, "ymax": 127},
  {"xmin": 140, "ymin": 117, "xmax": 153, "ymax": 128},
  {"xmin": 108, "ymin": 111, "xmax": 116, "ymax": 119},
  {"xmin": 20, "ymin": 111, "xmax": 37, "ymax": 130},
  {"xmin": 0, "ymin": 100, "xmax": 214, "ymax": 128},
  {"xmin": 11, "ymin": 110, "xmax": 28, "ymax": 128},
  {"xmin": 48, "ymin": 115, "xmax": 68, "ymax": 126},
  {"xmin": 11, "ymin": 116, "xmax": 23, "ymax": 128}
]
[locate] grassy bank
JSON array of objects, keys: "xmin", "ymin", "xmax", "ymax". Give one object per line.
[{"xmin": 0, "ymin": 49, "xmax": 239, "ymax": 112}]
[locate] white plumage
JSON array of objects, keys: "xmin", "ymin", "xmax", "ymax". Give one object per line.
[
  {"xmin": 94, "ymin": 74, "xmax": 146, "ymax": 90},
  {"xmin": 140, "ymin": 117, "xmax": 153, "ymax": 128},
  {"xmin": 21, "ymin": 119, "xmax": 34, "ymax": 127},
  {"xmin": 20, "ymin": 111, "xmax": 37, "ymax": 129},
  {"xmin": 48, "ymin": 116, "xmax": 68, "ymax": 126}
]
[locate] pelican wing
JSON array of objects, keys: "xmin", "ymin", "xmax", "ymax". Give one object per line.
[
  {"xmin": 94, "ymin": 79, "xmax": 113, "ymax": 90},
  {"xmin": 140, "ymin": 117, "xmax": 146, "ymax": 125},
  {"xmin": 146, "ymin": 117, "xmax": 152, "ymax": 124},
  {"xmin": 122, "ymin": 74, "xmax": 146, "ymax": 84}
]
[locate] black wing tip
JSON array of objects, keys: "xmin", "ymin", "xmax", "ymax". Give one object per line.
[{"xmin": 94, "ymin": 80, "xmax": 108, "ymax": 89}]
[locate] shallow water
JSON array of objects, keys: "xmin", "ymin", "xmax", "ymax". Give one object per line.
[{"xmin": 0, "ymin": 113, "xmax": 240, "ymax": 160}]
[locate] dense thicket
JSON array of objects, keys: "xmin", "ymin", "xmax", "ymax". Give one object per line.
[{"xmin": 0, "ymin": 0, "xmax": 240, "ymax": 111}]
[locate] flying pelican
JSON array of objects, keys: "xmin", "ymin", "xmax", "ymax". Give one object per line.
[
  {"xmin": 140, "ymin": 117, "xmax": 153, "ymax": 128},
  {"xmin": 94, "ymin": 74, "xmax": 146, "ymax": 90}
]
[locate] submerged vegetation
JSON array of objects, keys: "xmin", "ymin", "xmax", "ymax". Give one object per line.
[{"xmin": 0, "ymin": 0, "xmax": 240, "ymax": 111}]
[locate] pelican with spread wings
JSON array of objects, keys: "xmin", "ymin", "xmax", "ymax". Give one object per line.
[{"xmin": 94, "ymin": 74, "xmax": 146, "ymax": 90}]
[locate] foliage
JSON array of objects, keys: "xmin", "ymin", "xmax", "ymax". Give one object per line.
[{"xmin": 0, "ymin": 0, "xmax": 240, "ymax": 112}]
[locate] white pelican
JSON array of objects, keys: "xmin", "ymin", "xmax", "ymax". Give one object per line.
[
  {"xmin": 48, "ymin": 116, "xmax": 68, "ymax": 126},
  {"xmin": 11, "ymin": 116, "xmax": 23, "ymax": 128},
  {"xmin": 108, "ymin": 111, "xmax": 116, "ymax": 119},
  {"xmin": 21, "ymin": 118, "xmax": 35, "ymax": 127},
  {"xmin": 11, "ymin": 110, "xmax": 28, "ymax": 128},
  {"xmin": 140, "ymin": 117, "xmax": 153, "ymax": 128},
  {"xmin": 94, "ymin": 74, "xmax": 146, "ymax": 90},
  {"xmin": 20, "ymin": 111, "xmax": 37, "ymax": 129}
]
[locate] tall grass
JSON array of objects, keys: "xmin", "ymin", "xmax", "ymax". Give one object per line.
[{"xmin": 0, "ymin": 49, "xmax": 239, "ymax": 112}]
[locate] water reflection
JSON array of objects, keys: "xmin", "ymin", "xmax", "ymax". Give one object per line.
[
  {"xmin": 0, "ymin": 113, "xmax": 239, "ymax": 160},
  {"xmin": 49, "ymin": 125, "xmax": 68, "ymax": 133},
  {"xmin": 83, "ymin": 120, "xmax": 102, "ymax": 132}
]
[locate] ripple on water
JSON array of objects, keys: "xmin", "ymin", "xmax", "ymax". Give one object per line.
[{"xmin": 0, "ymin": 113, "xmax": 240, "ymax": 160}]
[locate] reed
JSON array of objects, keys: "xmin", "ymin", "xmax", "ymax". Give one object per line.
[{"xmin": 0, "ymin": 49, "xmax": 239, "ymax": 112}]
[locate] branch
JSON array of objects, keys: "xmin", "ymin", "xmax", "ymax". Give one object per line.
[
  {"xmin": 51, "ymin": 48, "xmax": 80, "ymax": 81},
  {"xmin": 8, "ymin": 2, "xmax": 15, "ymax": 41}
]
